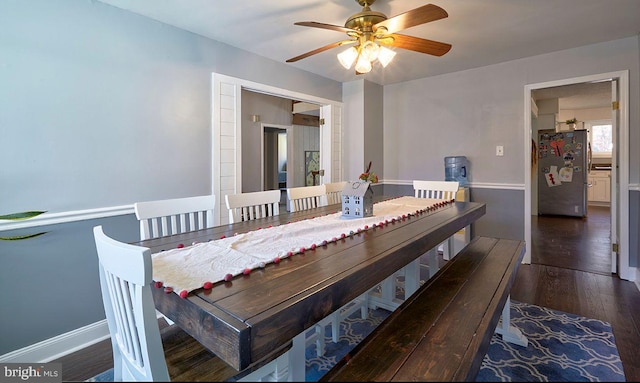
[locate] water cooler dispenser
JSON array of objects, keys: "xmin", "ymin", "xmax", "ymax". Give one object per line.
[{"xmin": 444, "ymin": 156, "xmax": 468, "ymax": 186}]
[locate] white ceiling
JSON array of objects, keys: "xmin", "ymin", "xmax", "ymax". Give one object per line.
[
  {"xmin": 97, "ymin": 0, "xmax": 640, "ymax": 87},
  {"xmin": 533, "ymin": 81, "xmax": 613, "ymax": 110}
]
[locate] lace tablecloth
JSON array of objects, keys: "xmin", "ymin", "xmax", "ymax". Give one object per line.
[{"xmin": 152, "ymin": 196, "xmax": 445, "ymax": 296}]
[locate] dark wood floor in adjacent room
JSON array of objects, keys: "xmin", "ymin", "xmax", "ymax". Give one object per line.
[{"xmin": 54, "ymin": 205, "xmax": 640, "ymax": 382}]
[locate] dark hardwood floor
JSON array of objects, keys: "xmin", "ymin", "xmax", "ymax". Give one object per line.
[
  {"xmin": 531, "ymin": 205, "xmax": 613, "ymax": 275},
  {"xmin": 54, "ymin": 204, "xmax": 640, "ymax": 382}
]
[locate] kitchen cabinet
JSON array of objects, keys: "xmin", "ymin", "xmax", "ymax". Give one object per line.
[{"xmin": 588, "ymin": 170, "xmax": 610, "ymax": 204}]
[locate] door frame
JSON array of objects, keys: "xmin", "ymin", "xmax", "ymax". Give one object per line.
[
  {"xmin": 261, "ymin": 124, "xmax": 290, "ymax": 191},
  {"xmin": 211, "ymin": 73, "xmax": 342, "ymax": 225},
  {"xmin": 523, "ymin": 70, "xmax": 631, "ymax": 280}
]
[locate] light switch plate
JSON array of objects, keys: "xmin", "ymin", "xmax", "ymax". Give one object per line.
[{"xmin": 496, "ymin": 146, "xmax": 504, "ymax": 156}]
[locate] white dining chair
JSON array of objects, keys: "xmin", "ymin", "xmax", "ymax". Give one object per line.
[
  {"xmin": 134, "ymin": 195, "xmax": 216, "ymax": 240},
  {"xmin": 93, "ymin": 225, "xmax": 290, "ymax": 382},
  {"xmin": 385, "ymin": 180, "xmax": 461, "ymax": 304},
  {"xmin": 225, "ymin": 190, "xmax": 281, "ymax": 224},
  {"xmin": 133, "ymin": 195, "xmax": 216, "ymax": 325},
  {"xmin": 413, "ymin": 180, "xmax": 460, "ymax": 261},
  {"xmin": 286, "ymin": 184, "xmax": 369, "ymax": 356},
  {"xmin": 286, "ymin": 184, "xmax": 327, "ymax": 212},
  {"xmin": 324, "ymin": 181, "xmax": 348, "ymax": 205}
]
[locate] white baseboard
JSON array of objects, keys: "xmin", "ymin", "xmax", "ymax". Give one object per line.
[{"xmin": 0, "ymin": 320, "xmax": 110, "ymax": 363}]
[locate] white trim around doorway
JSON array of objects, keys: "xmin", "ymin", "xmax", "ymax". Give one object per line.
[
  {"xmin": 211, "ymin": 73, "xmax": 343, "ymax": 226},
  {"xmin": 523, "ymin": 70, "xmax": 632, "ymax": 281}
]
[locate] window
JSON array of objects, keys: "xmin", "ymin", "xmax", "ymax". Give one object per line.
[{"xmin": 586, "ymin": 120, "xmax": 612, "ymax": 158}]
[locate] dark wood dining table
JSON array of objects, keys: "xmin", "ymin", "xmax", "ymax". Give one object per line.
[{"xmin": 134, "ymin": 197, "xmax": 486, "ymax": 377}]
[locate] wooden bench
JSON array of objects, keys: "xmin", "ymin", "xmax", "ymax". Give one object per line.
[{"xmin": 320, "ymin": 236, "xmax": 527, "ymax": 382}]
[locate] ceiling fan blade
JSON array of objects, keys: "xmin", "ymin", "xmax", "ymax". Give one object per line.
[
  {"xmin": 382, "ymin": 33, "xmax": 451, "ymax": 56},
  {"xmin": 374, "ymin": 4, "xmax": 448, "ymax": 35},
  {"xmin": 286, "ymin": 40, "xmax": 356, "ymax": 63},
  {"xmin": 294, "ymin": 21, "xmax": 357, "ymax": 34}
]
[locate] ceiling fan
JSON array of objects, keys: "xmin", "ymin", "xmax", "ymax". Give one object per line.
[{"xmin": 286, "ymin": 0, "xmax": 452, "ymax": 74}]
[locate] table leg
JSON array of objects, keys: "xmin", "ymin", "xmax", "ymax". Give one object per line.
[
  {"xmin": 426, "ymin": 248, "xmax": 439, "ymax": 278},
  {"xmin": 289, "ymin": 331, "xmax": 307, "ymax": 381},
  {"xmin": 403, "ymin": 259, "xmax": 420, "ymax": 299}
]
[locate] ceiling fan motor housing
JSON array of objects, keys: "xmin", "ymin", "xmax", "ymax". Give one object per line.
[{"xmin": 345, "ymin": 8, "xmax": 387, "ymax": 33}]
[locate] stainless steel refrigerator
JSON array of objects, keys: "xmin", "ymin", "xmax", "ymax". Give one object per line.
[{"xmin": 537, "ymin": 129, "xmax": 590, "ymax": 217}]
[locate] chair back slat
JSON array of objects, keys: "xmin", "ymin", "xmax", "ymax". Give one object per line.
[
  {"xmin": 287, "ymin": 185, "xmax": 327, "ymax": 212},
  {"xmin": 413, "ymin": 180, "xmax": 459, "ymax": 200},
  {"xmin": 134, "ymin": 195, "xmax": 216, "ymax": 240},
  {"xmin": 225, "ymin": 190, "xmax": 281, "ymax": 224},
  {"xmin": 324, "ymin": 181, "xmax": 348, "ymax": 205}
]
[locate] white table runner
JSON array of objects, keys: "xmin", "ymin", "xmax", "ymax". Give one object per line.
[{"xmin": 152, "ymin": 196, "xmax": 446, "ymax": 296}]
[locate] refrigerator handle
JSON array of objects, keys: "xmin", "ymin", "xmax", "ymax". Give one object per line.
[{"xmin": 587, "ymin": 142, "xmax": 592, "ymax": 173}]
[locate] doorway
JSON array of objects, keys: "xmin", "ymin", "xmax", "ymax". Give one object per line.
[
  {"xmin": 211, "ymin": 72, "xmax": 342, "ymax": 226},
  {"xmin": 523, "ymin": 70, "xmax": 631, "ymax": 281},
  {"xmin": 263, "ymin": 126, "xmax": 288, "ymax": 187},
  {"xmin": 531, "ymin": 82, "xmax": 612, "ymax": 275}
]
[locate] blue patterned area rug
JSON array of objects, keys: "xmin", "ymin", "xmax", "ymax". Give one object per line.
[{"xmin": 87, "ymin": 301, "xmax": 625, "ymax": 382}]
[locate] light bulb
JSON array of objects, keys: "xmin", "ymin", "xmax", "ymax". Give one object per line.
[
  {"xmin": 355, "ymin": 55, "xmax": 372, "ymax": 73},
  {"xmin": 377, "ymin": 46, "xmax": 396, "ymax": 67},
  {"xmin": 337, "ymin": 47, "xmax": 358, "ymax": 69},
  {"xmin": 360, "ymin": 41, "xmax": 380, "ymax": 62}
]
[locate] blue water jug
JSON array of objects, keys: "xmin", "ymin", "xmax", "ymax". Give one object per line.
[{"xmin": 444, "ymin": 156, "xmax": 468, "ymax": 186}]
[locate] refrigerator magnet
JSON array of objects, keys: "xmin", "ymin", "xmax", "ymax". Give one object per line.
[
  {"xmin": 559, "ymin": 167, "xmax": 574, "ymax": 182},
  {"xmin": 545, "ymin": 166, "xmax": 561, "ymax": 187}
]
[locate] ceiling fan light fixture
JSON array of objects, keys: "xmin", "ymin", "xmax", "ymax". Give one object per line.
[
  {"xmin": 288, "ymin": 2, "xmax": 451, "ymax": 75},
  {"xmin": 337, "ymin": 46, "xmax": 359, "ymax": 69},
  {"xmin": 355, "ymin": 54, "xmax": 372, "ymax": 73},
  {"xmin": 377, "ymin": 46, "xmax": 396, "ymax": 67},
  {"xmin": 360, "ymin": 40, "xmax": 380, "ymax": 61}
]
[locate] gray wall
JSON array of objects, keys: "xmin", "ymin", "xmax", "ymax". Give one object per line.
[
  {"xmin": 383, "ymin": 36, "xmax": 639, "ymax": 266},
  {"xmin": 241, "ymin": 90, "xmax": 293, "ymax": 192},
  {"xmin": 0, "ymin": 216, "xmax": 138, "ymax": 355},
  {"xmin": 0, "ymin": 0, "xmax": 342, "ymax": 356}
]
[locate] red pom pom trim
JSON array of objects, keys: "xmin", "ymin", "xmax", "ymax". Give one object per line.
[
  {"xmin": 164, "ymin": 287, "xmax": 173, "ymax": 294},
  {"xmin": 154, "ymin": 281, "xmax": 163, "ymax": 288},
  {"xmin": 243, "ymin": 268, "xmax": 251, "ymax": 275},
  {"xmin": 203, "ymin": 281, "xmax": 213, "ymax": 290},
  {"xmin": 224, "ymin": 273, "xmax": 233, "ymax": 282},
  {"xmin": 179, "ymin": 290, "xmax": 188, "ymax": 299},
  {"xmin": 177, "ymin": 243, "xmax": 184, "ymax": 248}
]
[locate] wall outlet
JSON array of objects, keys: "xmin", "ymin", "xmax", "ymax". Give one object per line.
[{"xmin": 496, "ymin": 146, "xmax": 504, "ymax": 156}]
